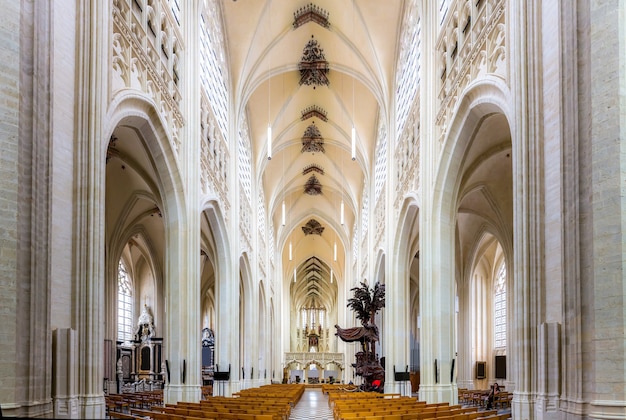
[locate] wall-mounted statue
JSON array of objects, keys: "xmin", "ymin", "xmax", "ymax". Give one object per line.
[
  {"xmin": 202, "ymin": 327, "xmax": 215, "ymax": 347},
  {"xmin": 335, "ymin": 281, "xmax": 386, "ymax": 392},
  {"xmin": 135, "ymin": 304, "xmax": 156, "ymax": 342}
]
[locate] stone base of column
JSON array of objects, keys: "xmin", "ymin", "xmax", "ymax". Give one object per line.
[
  {"xmin": 558, "ymin": 398, "xmax": 586, "ymax": 418},
  {"xmin": 0, "ymin": 403, "xmax": 20, "ymax": 418},
  {"xmin": 80, "ymin": 394, "xmax": 106, "ymax": 419},
  {"xmin": 54, "ymin": 396, "xmax": 79, "ymax": 419},
  {"xmin": 534, "ymin": 393, "xmax": 561, "ymax": 420},
  {"xmin": 224, "ymin": 380, "xmax": 241, "ymax": 397},
  {"xmin": 417, "ymin": 383, "xmax": 456, "ymax": 404},
  {"xmin": 384, "ymin": 380, "xmax": 413, "ymax": 397},
  {"xmin": 165, "ymin": 384, "xmax": 203, "ymax": 404},
  {"xmin": 511, "ymin": 391, "xmax": 534, "ymax": 420},
  {"xmin": 3, "ymin": 400, "xmax": 53, "ymax": 418},
  {"xmin": 589, "ymin": 400, "xmax": 626, "ymax": 420},
  {"xmin": 240, "ymin": 379, "xmax": 253, "ymax": 390}
]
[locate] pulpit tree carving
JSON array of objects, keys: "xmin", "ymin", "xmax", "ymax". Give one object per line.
[{"xmin": 335, "ymin": 281, "xmax": 386, "ymax": 392}]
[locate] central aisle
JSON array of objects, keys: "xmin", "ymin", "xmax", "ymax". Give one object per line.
[{"xmin": 289, "ymin": 388, "xmax": 334, "ymax": 420}]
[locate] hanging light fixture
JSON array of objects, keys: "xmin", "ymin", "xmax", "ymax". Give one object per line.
[
  {"xmin": 330, "ymin": 268, "xmax": 333, "ymax": 283},
  {"xmin": 267, "ymin": 60, "xmax": 272, "ymax": 160},
  {"xmin": 289, "ymin": 241, "xmax": 292, "ymax": 260},
  {"xmin": 293, "ymin": 267, "xmax": 297, "ymax": 283},
  {"xmin": 340, "ymin": 199, "xmax": 345, "ymax": 225},
  {"xmin": 282, "ymin": 200, "xmax": 286, "ymax": 226},
  {"xmin": 267, "ymin": 124, "xmax": 272, "ymax": 160},
  {"xmin": 351, "ymin": 125, "xmax": 356, "ymax": 161}
]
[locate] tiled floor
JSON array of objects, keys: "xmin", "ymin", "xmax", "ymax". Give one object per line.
[{"xmin": 290, "ymin": 388, "xmax": 334, "ymax": 420}]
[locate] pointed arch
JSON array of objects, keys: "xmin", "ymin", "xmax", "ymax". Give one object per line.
[
  {"xmin": 106, "ymin": 91, "xmax": 186, "ymax": 221},
  {"xmin": 433, "ymin": 76, "xmax": 512, "ymax": 221},
  {"xmin": 104, "ymin": 93, "xmax": 185, "ymax": 355}
]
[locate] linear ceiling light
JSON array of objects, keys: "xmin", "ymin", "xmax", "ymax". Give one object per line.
[
  {"xmin": 351, "ymin": 125, "xmax": 356, "ymax": 160},
  {"xmin": 340, "ymin": 199, "xmax": 345, "ymax": 225},
  {"xmin": 267, "ymin": 124, "xmax": 272, "ymax": 160}
]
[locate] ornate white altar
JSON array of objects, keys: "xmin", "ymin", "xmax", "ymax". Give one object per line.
[
  {"xmin": 284, "ymin": 352, "xmax": 345, "ymax": 383},
  {"xmin": 116, "ymin": 305, "xmax": 163, "ymax": 386}
]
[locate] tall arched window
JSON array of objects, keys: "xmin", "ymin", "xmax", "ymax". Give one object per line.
[
  {"xmin": 494, "ymin": 262, "xmax": 507, "ymax": 349},
  {"xmin": 118, "ymin": 260, "xmax": 134, "ymax": 342}
]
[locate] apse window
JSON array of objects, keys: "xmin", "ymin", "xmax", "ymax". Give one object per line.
[
  {"xmin": 494, "ymin": 262, "xmax": 507, "ymax": 349},
  {"xmin": 118, "ymin": 260, "xmax": 134, "ymax": 342}
]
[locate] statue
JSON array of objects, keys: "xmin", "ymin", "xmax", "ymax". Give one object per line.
[
  {"xmin": 202, "ymin": 327, "xmax": 215, "ymax": 347},
  {"xmin": 335, "ymin": 281, "xmax": 386, "ymax": 392},
  {"xmin": 135, "ymin": 304, "xmax": 156, "ymax": 342}
]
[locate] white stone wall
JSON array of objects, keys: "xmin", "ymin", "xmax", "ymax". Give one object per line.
[
  {"xmin": 587, "ymin": 0, "xmax": 626, "ymax": 417},
  {"xmin": 0, "ymin": 0, "xmax": 21, "ymax": 410}
]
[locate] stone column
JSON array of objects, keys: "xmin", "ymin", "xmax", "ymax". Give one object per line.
[
  {"xmin": 585, "ymin": 1, "xmax": 626, "ymax": 418},
  {"xmin": 418, "ymin": 0, "xmax": 456, "ymax": 404},
  {"xmin": 507, "ymin": 1, "xmax": 543, "ymax": 419},
  {"xmin": 164, "ymin": 0, "xmax": 202, "ymax": 405},
  {"xmin": 213, "ymin": 40, "xmax": 242, "ymax": 397},
  {"xmin": 52, "ymin": 329, "xmax": 79, "ymax": 419},
  {"xmin": 240, "ymin": 271, "xmax": 258, "ymax": 390},
  {"xmin": 384, "ymin": 233, "xmax": 411, "ymax": 396},
  {"xmin": 456, "ymin": 282, "xmax": 472, "ymax": 390},
  {"xmin": 73, "ymin": 1, "xmax": 110, "ymax": 417},
  {"xmin": 212, "ymin": 199, "xmax": 240, "ymax": 396},
  {"xmin": 3, "ymin": 0, "xmax": 57, "ymax": 417}
]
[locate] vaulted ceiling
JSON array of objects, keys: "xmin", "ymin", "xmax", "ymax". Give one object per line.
[{"xmin": 221, "ymin": 0, "xmax": 405, "ymax": 312}]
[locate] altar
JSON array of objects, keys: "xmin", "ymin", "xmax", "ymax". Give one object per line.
[
  {"xmin": 284, "ymin": 352, "xmax": 345, "ymax": 384},
  {"xmin": 116, "ymin": 305, "xmax": 164, "ymax": 387}
]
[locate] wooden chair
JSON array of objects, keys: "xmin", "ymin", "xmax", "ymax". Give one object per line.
[{"xmin": 494, "ymin": 392, "xmax": 511, "ymax": 408}]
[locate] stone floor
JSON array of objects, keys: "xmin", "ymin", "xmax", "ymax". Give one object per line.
[{"xmin": 289, "ymin": 388, "xmax": 334, "ymax": 419}]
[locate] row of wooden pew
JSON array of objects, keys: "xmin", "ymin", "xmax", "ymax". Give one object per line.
[
  {"xmin": 321, "ymin": 383, "xmax": 360, "ymax": 394},
  {"xmin": 107, "ymin": 384, "xmax": 303, "ymax": 420},
  {"xmin": 458, "ymin": 388, "xmax": 512, "ymax": 409},
  {"xmin": 233, "ymin": 383, "xmax": 305, "ymax": 406},
  {"xmin": 326, "ymin": 388, "xmax": 511, "ymax": 420},
  {"xmin": 106, "ymin": 390, "xmax": 163, "ymax": 414}
]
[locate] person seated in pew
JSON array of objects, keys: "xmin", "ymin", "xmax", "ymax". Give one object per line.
[{"xmin": 485, "ymin": 382, "xmax": 501, "ymax": 409}]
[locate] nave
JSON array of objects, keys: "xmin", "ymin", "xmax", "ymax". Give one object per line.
[{"xmin": 4, "ymin": 1, "xmax": 626, "ymax": 418}]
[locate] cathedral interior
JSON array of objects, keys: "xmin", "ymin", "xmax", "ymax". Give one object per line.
[{"xmin": 1, "ymin": 0, "xmax": 625, "ymax": 419}]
